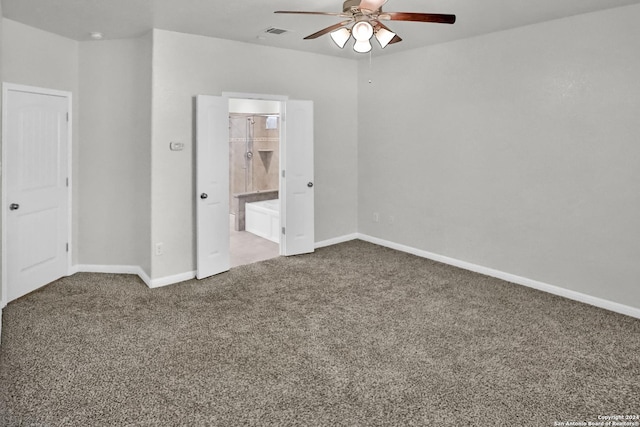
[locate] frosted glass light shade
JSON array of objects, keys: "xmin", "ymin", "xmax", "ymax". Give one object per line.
[
  {"xmin": 330, "ymin": 28, "xmax": 351, "ymax": 49},
  {"xmin": 353, "ymin": 39, "xmax": 372, "ymax": 53},
  {"xmin": 375, "ymin": 28, "xmax": 395, "ymax": 48},
  {"xmin": 352, "ymin": 21, "xmax": 374, "ymax": 42}
]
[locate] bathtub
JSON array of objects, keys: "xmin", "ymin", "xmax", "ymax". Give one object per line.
[{"xmin": 245, "ymin": 199, "xmax": 280, "ymax": 243}]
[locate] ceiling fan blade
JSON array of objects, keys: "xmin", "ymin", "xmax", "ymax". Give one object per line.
[
  {"xmin": 379, "ymin": 12, "xmax": 456, "ymax": 24},
  {"xmin": 359, "ymin": 0, "xmax": 388, "ymax": 12},
  {"xmin": 274, "ymin": 11, "xmax": 350, "ymax": 17},
  {"xmin": 372, "ymin": 20, "xmax": 392, "ymax": 32},
  {"xmin": 303, "ymin": 20, "xmax": 353, "ymax": 40}
]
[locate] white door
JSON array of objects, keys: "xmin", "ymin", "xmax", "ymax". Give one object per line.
[
  {"xmin": 3, "ymin": 85, "xmax": 70, "ymax": 302},
  {"xmin": 282, "ymin": 100, "xmax": 314, "ymax": 256},
  {"xmin": 196, "ymin": 95, "xmax": 230, "ymax": 279}
]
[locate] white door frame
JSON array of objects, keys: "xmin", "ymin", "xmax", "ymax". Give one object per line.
[
  {"xmin": 222, "ymin": 92, "xmax": 289, "ymax": 256},
  {"xmin": 1, "ymin": 83, "xmax": 73, "ymax": 308}
]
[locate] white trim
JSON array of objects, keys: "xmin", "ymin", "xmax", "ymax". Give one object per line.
[
  {"xmin": 1, "ymin": 83, "xmax": 73, "ymax": 307},
  {"xmin": 147, "ymin": 271, "xmax": 196, "ymax": 289},
  {"xmin": 66, "ymin": 93, "xmax": 74, "ymax": 275},
  {"xmin": 2, "ymin": 85, "xmax": 10, "ymax": 310},
  {"xmin": 74, "ymin": 264, "xmax": 149, "ymax": 287},
  {"xmin": 74, "ymin": 264, "xmax": 144, "ymax": 275},
  {"xmin": 73, "ymin": 265, "xmax": 195, "ymax": 289},
  {"xmin": 315, "ymin": 233, "xmax": 358, "ymax": 249},
  {"xmin": 2, "ymin": 83, "xmax": 71, "ymax": 99},
  {"xmin": 222, "ymin": 92, "xmax": 288, "ymax": 102},
  {"xmin": 137, "ymin": 269, "xmax": 153, "ymax": 288},
  {"xmin": 357, "ymin": 233, "xmax": 640, "ymax": 320}
]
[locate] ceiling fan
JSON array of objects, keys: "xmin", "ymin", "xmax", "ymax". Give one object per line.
[{"xmin": 275, "ymin": 0, "xmax": 455, "ymax": 53}]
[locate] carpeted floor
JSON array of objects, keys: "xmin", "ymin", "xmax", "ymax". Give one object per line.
[{"xmin": 1, "ymin": 240, "xmax": 639, "ymax": 426}]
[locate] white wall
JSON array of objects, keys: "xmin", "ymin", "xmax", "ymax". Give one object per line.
[
  {"xmin": 78, "ymin": 34, "xmax": 152, "ymax": 273},
  {"xmin": 358, "ymin": 4, "xmax": 640, "ymax": 309},
  {"xmin": 150, "ymin": 30, "xmax": 359, "ymax": 279},
  {"xmin": 1, "ymin": 18, "xmax": 80, "ymax": 263}
]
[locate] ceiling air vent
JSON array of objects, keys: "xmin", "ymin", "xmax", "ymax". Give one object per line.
[{"xmin": 264, "ymin": 27, "xmax": 289, "ymax": 35}]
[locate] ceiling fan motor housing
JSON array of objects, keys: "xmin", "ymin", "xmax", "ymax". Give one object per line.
[{"xmin": 343, "ymin": 0, "xmax": 363, "ymax": 13}]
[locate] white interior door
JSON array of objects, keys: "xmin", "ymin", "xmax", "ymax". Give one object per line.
[
  {"xmin": 3, "ymin": 84, "xmax": 70, "ymax": 302},
  {"xmin": 282, "ymin": 100, "xmax": 314, "ymax": 256},
  {"xmin": 196, "ymin": 95, "xmax": 230, "ymax": 279}
]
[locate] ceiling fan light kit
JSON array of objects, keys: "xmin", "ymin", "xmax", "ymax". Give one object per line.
[
  {"xmin": 331, "ymin": 20, "xmax": 393, "ymax": 52},
  {"xmin": 352, "ymin": 21, "xmax": 374, "ymax": 41},
  {"xmin": 330, "ymin": 28, "xmax": 351, "ymax": 49},
  {"xmin": 351, "ymin": 20, "xmax": 374, "ymax": 52},
  {"xmin": 275, "ymin": 0, "xmax": 455, "ymax": 54},
  {"xmin": 353, "ymin": 39, "xmax": 372, "ymax": 53},
  {"xmin": 374, "ymin": 27, "xmax": 395, "ymax": 48}
]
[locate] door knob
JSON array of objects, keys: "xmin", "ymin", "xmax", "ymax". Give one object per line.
[
  {"xmin": 200, "ymin": 193, "xmax": 208, "ymax": 199},
  {"xmin": 307, "ymin": 182, "xmax": 314, "ymax": 188},
  {"xmin": 9, "ymin": 203, "xmax": 20, "ymax": 211}
]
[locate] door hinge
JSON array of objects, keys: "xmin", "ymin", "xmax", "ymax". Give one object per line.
[
  {"xmin": 282, "ymin": 170, "xmax": 285, "ymax": 178},
  {"xmin": 66, "ymin": 112, "xmax": 69, "ymax": 122},
  {"xmin": 66, "ymin": 243, "xmax": 69, "ymax": 252},
  {"xmin": 282, "ymin": 227, "xmax": 286, "ymax": 235},
  {"xmin": 66, "ymin": 177, "xmax": 69, "ymax": 187}
]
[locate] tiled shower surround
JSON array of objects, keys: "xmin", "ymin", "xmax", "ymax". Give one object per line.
[{"xmin": 229, "ymin": 113, "xmax": 280, "ymax": 228}]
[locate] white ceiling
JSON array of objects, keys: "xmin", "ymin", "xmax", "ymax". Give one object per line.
[{"xmin": 3, "ymin": 0, "xmax": 640, "ymax": 59}]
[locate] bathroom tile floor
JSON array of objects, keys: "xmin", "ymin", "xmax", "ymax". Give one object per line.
[{"xmin": 230, "ymin": 215, "xmax": 280, "ymax": 268}]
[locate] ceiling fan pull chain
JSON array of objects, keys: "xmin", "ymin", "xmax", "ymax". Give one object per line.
[{"xmin": 368, "ymin": 50, "xmax": 373, "ymax": 84}]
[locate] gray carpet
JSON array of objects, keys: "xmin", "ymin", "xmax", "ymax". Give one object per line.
[{"xmin": 1, "ymin": 240, "xmax": 639, "ymax": 426}]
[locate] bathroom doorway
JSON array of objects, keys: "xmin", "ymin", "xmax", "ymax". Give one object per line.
[
  {"xmin": 195, "ymin": 94, "xmax": 314, "ymax": 279},
  {"xmin": 228, "ymin": 98, "xmax": 281, "ymax": 267}
]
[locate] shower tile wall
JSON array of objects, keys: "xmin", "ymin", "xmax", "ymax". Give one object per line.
[{"xmin": 229, "ymin": 114, "xmax": 280, "ymax": 211}]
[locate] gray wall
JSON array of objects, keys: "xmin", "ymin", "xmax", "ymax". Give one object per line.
[
  {"xmin": 0, "ymin": 22, "xmax": 359, "ymax": 284},
  {"xmin": 358, "ymin": 4, "xmax": 640, "ymax": 308},
  {"xmin": 2, "ymin": 5, "xmax": 638, "ymax": 313},
  {"xmin": 78, "ymin": 34, "xmax": 152, "ymax": 274},
  {"xmin": 150, "ymin": 30, "xmax": 359, "ymax": 279},
  {"xmin": 2, "ymin": 20, "xmax": 153, "ymax": 277}
]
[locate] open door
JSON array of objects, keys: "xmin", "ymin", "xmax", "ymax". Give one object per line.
[
  {"xmin": 196, "ymin": 95, "xmax": 230, "ymax": 279},
  {"xmin": 3, "ymin": 84, "xmax": 71, "ymax": 302},
  {"xmin": 282, "ymin": 100, "xmax": 314, "ymax": 256}
]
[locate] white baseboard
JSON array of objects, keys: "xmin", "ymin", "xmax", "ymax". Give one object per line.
[
  {"xmin": 315, "ymin": 233, "xmax": 359, "ymax": 249},
  {"xmin": 73, "ymin": 264, "xmax": 144, "ymax": 276},
  {"xmin": 357, "ymin": 233, "xmax": 640, "ymax": 320},
  {"xmin": 57, "ymin": 237, "xmax": 640, "ymax": 320},
  {"xmin": 136, "ymin": 269, "xmax": 152, "ymax": 288},
  {"xmin": 147, "ymin": 271, "xmax": 196, "ymax": 289},
  {"xmin": 72, "ymin": 265, "xmax": 194, "ymax": 290}
]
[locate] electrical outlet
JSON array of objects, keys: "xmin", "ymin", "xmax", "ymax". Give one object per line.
[
  {"xmin": 373, "ymin": 212, "xmax": 380, "ymax": 223},
  {"xmin": 155, "ymin": 243, "xmax": 163, "ymax": 256},
  {"xmin": 388, "ymin": 215, "xmax": 395, "ymax": 224},
  {"xmin": 169, "ymin": 142, "xmax": 185, "ymax": 151}
]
